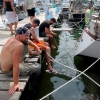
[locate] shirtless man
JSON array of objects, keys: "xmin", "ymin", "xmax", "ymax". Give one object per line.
[{"xmin": 0, "ymin": 27, "xmax": 41, "ymax": 95}]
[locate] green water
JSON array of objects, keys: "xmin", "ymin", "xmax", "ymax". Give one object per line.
[{"xmin": 35, "ymin": 20, "xmax": 100, "ymax": 100}]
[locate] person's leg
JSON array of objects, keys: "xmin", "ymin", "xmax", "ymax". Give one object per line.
[
  {"xmin": 19, "ymin": 63, "xmax": 41, "ymax": 76},
  {"xmin": 29, "ymin": 8, "xmax": 35, "ymax": 23},
  {"xmin": 6, "ymin": 12, "xmax": 14, "ymax": 35},
  {"xmin": 9, "ymin": 23, "xmax": 13, "ymax": 35},
  {"xmin": 46, "ymin": 34, "xmax": 56, "ymax": 49},
  {"xmin": 29, "ymin": 16, "xmax": 35, "ymax": 24},
  {"xmin": 14, "ymin": 22, "xmax": 18, "ymax": 33},
  {"xmin": 45, "ymin": 47, "xmax": 57, "ymax": 73},
  {"xmin": 5, "ymin": 63, "xmax": 41, "ymax": 76}
]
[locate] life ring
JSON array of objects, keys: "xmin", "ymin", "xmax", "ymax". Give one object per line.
[{"xmin": 85, "ymin": 9, "xmax": 92, "ymax": 25}]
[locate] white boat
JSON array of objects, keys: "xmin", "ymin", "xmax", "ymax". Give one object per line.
[{"xmin": 74, "ymin": 12, "xmax": 100, "ymax": 58}]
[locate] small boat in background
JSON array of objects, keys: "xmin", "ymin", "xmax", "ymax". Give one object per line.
[{"xmin": 58, "ymin": 2, "xmax": 70, "ymax": 20}]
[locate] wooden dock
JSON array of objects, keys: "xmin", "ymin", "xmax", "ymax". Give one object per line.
[
  {"xmin": 0, "ymin": 73, "xmax": 29, "ymax": 100},
  {"xmin": 0, "ymin": 8, "xmax": 57, "ymax": 100},
  {"xmin": 0, "ymin": 36, "xmax": 49, "ymax": 100},
  {"xmin": 0, "ymin": 36, "xmax": 42, "ymax": 100},
  {"xmin": 0, "ymin": 51, "xmax": 41, "ymax": 100}
]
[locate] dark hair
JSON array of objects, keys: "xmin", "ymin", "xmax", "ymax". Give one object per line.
[
  {"xmin": 50, "ymin": 18, "xmax": 56, "ymax": 23},
  {"xmin": 33, "ymin": 19, "xmax": 40, "ymax": 26}
]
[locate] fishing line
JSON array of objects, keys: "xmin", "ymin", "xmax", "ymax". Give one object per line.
[{"xmin": 39, "ymin": 57, "xmax": 100, "ymax": 100}]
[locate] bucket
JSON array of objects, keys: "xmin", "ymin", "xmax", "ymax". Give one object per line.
[{"xmin": 52, "ymin": 4, "xmax": 56, "ymax": 8}]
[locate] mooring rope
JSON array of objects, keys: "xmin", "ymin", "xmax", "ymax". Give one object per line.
[
  {"xmin": 46, "ymin": 52, "xmax": 100, "ymax": 87},
  {"xmin": 39, "ymin": 57, "xmax": 100, "ymax": 100}
]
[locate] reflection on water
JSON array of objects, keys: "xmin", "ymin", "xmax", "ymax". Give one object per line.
[{"xmin": 35, "ymin": 19, "xmax": 100, "ymax": 100}]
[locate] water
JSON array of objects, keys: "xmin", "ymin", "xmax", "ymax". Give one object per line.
[{"xmin": 34, "ymin": 19, "xmax": 100, "ymax": 100}]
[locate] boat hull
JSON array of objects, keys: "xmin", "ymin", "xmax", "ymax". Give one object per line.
[
  {"xmin": 74, "ymin": 55, "xmax": 100, "ymax": 74},
  {"xmin": 74, "ymin": 30, "xmax": 100, "ymax": 58}
]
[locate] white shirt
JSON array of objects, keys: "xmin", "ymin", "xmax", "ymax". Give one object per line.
[{"xmin": 24, "ymin": 0, "xmax": 35, "ymax": 10}]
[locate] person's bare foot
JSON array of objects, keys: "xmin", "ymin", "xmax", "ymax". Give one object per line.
[
  {"xmin": 46, "ymin": 66, "xmax": 57, "ymax": 74},
  {"xmin": 11, "ymin": 33, "xmax": 15, "ymax": 35},
  {"xmin": 50, "ymin": 45, "xmax": 56, "ymax": 49},
  {"xmin": 50, "ymin": 58, "xmax": 55, "ymax": 63}
]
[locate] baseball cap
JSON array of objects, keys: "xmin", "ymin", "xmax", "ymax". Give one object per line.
[
  {"xmin": 15, "ymin": 27, "xmax": 30, "ymax": 35},
  {"xmin": 33, "ymin": 19, "xmax": 40, "ymax": 25}
]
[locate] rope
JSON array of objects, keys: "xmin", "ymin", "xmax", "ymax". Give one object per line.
[
  {"xmin": 39, "ymin": 57, "xmax": 100, "ymax": 100},
  {"xmin": 46, "ymin": 52, "xmax": 100, "ymax": 87}
]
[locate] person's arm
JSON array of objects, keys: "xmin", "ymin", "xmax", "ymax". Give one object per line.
[
  {"xmin": 30, "ymin": 27, "xmax": 39, "ymax": 43},
  {"xmin": 10, "ymin": 0, "xmax": 16, "ymax": 12},
  {"xmin": 28, "ymin": 39, "xmax": 41, "ymax": 55},
  {"xmin": 10, "ymin": 0, "xmax": 16, "ymax": 16},
  {"xmin": 3, "ymin": 0, "xmax": 6, "ymax": 10},
  {"xmin": 9, "ymin": 43, "xmax": 24, "ymax": 94},
  {"xmin": 45, "ymin": 27, "xmax": 57, "ymax": 36}
]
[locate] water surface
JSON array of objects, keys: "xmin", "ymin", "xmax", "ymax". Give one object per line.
[{"xmin": 35, "ymin": 19, "xmax": 100, "ymax": 100}]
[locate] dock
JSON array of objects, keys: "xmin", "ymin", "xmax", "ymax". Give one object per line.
[
  {"xmin": 0, "ymin": 34, "xmax": 42, "ymax": 100},
  {"xmin": 0, "ymin": 7, "xmax": 71, "ymax": 99},
  {"xmin": 0, "ymin": 10, "xmax": 53, "ymax": 100}
]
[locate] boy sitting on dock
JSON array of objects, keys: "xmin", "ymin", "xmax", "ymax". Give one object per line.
[
  {"xmin": 24, "ymin": 19, "xmax": 57, "ymax": 74},
  {"xmin": 0, "ymin": 27, "xmax": 41, "ymax": 95},
  {"xmin": 39, "ymin": 18, "xmax": 57, "ymax": 49}
]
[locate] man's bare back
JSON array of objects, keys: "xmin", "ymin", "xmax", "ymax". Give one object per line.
[
  {"xmin": 0, "ymin": 27, "xmax": 41, "ymax": 95},
  {"xmin": 0, "ymin": 36, "xmax": 24, "ymax": 71}
]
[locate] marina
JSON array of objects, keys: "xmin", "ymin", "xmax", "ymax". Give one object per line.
[{"xmin": 0, "ymin": 0, "xmax": 100, "ymax": 100}]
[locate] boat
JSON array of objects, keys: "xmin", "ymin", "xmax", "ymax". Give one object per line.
[
  {"xmin": 74, "ymin": 11, "xmax": 100, "ymax": 59},
  {"xmin": 68, "ymin": 0, "xmax": 90, "ymax": 22},
  {"xmin": 60, "ymin": 6, "xmax": 69, "ymax": 18}
]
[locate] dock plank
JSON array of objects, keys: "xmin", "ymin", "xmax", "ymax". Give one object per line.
[
  {"xmin": 0, "ymin": 74, "xmax": 29, "ymax": 82},
  {"xmin": 25, "ymin": 57, "xmax": 39, "ymax": 63},
  {"xmin": 0, "ymin": 91, "xmax": 21, "ymax": 100},
  {"xmin": 0, "ymin": 82, "xmax": 26, "ymax": 91},
  {"xmin": 0, "ymin": 37, "xmax": 10, "ymax": 46},
  {"xmin": 39, "ymin": 37, "xmax": 48, "ymax": 41},
  {"xmin": 24, "ymin": 53, "xmax": 39, "ymax": 58}
]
